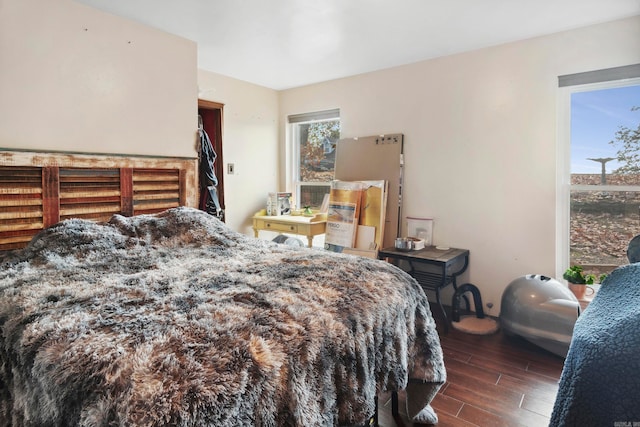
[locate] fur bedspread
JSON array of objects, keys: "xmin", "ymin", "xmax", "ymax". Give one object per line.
[{"xmin": 0, "ymin": 207, "xmax": 445, "ymax": 426}]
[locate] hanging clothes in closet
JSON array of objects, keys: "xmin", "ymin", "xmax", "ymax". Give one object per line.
[{"xmin": 198, "ymin": 116, "xmax": 224, "ymax": 220}]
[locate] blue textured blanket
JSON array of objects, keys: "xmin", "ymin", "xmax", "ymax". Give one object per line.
[{"xmin": 550, "ymin": 263, "xmax": 640, "ymax": 426}]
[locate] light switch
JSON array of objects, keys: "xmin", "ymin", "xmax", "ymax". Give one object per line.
[{"xmin": 227, "ymin": 163, "xmax": 235, "ymax": 174}]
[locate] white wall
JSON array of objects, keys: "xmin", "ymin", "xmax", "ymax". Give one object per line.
[
  {"xmin": 0, "ymin": 0, "xmax": 197, "ymax": 158},
  {"xmin": 279, "ymin": 16, "xmax": 640, "ymax": 315},
  {"xmin": 198, "ymin": 70, "xmax": 279, "ymax": 233},
  {"xmin": 0, "ymin": 0, "xmax": 280, "ymax": 232}
]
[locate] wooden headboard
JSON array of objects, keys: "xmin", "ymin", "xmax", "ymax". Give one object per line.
[{"xmin": 0, "ymin": 150, "xmax": 198, "ymax": 251}]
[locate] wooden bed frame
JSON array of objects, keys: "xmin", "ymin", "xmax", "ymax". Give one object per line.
[{"xmin": 0, "ymin": 150, "xmax": 198, "ymax": 251}]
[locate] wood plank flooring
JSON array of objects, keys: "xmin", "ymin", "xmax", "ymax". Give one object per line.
[{"xmin": 377, "ymin": 304, "xmax": 566, "ymax": 427}]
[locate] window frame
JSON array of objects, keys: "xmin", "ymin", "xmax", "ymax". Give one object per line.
[
  {"xmin": 287, "ymin": 109, "xmax": 340, "ymax": 209},
  {"xmin": 556, "ymin": 72, "xmax": 640, "ymax": 278}
]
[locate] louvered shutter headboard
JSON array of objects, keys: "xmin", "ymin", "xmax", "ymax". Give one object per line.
[{"xmin": 0, "ymin": 151, "xmax": 198, "ymax": 251}]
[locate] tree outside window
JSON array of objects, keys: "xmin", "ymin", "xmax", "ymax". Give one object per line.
[
  {"xmin": 290, "ymin": 114, "xmax": 340, "ymax": 209},
  {"xmin": 569, "ymin": 83, "xmax": 640, "ymax": 277}
]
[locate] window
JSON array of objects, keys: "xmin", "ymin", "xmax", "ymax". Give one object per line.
[
  {"xmin": 288, "ymin": 109, "xmax": 340, "ymax": 209},
  {"xmin": 558, "ymin": 65, "xmax": 640, "ymax": 279}
]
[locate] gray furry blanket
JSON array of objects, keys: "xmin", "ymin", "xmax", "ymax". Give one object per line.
[{"xmin": 0, "ymin": 207, "xmax": 445, "ymax": 426}]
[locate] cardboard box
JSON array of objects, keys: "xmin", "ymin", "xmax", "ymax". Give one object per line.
[{"xmin": 342, "ymin": 247, "xmax": 378, "ymax": 259}]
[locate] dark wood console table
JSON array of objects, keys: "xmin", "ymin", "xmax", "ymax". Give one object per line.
[{"xmin": 378, "ymin": 246, "xmax": 470, "ymax": 333}]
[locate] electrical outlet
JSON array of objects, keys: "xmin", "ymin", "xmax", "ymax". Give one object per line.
[
  {"xmin": 227, "ymin": 163, "xmax": 235, "ymax": 174},
  {"xmin": 485, "ymin": 302, "xmax": 494, "ymax": 315}
]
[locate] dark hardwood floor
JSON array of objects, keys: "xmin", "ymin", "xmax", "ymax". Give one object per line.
[{"xmin": 377, "ymin": 304, "xmax": 565, "ymax": 427}]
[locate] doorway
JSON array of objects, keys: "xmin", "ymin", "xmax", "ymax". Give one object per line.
[{"xmin": 198, "ymin": 99, "xmax": 225, "ymax": 220}]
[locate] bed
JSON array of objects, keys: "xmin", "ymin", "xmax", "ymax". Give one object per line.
[
  {"xmin": 549, "ymin": 261, "xmax": 640, "ymax": 426},
  {"xmin": 0, "ymin": 206, "xmax": 446, "ymax": 426}
]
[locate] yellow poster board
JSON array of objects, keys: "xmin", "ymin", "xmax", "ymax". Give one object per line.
[{"xmin": 325, "ymin": 180, "xmax": 387, "ymax": 255}]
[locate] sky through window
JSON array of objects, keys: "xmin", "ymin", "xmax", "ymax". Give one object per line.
[{"xmin": 571, "ymin": 84, "xmax": 640, "ymax": 174}]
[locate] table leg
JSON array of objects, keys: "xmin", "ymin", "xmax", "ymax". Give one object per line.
[
  {"xmin": 391, "ymin": 391, "xmax": 398, "ymax": 417},
  {"xmin": 452, "ymin": 281, "xmax": 470, "ymax": 311},
  {"xmin": 435, "ymin": 287, "xmax": 449, "ymax": 334},
  {"xmin": 306, "ymin": 235, "xmax": 313, "ymax": 248},
  {"xmin": 373, "ymin": 395, "xmax": 379, "ymax": 426}
]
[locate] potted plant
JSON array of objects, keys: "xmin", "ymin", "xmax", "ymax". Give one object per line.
[{"xmin": 563, "ymin": 265, "xmax": 606, "ymax": 300}]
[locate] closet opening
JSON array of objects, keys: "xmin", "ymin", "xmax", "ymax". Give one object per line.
[{"xmin": 198, "ymin": 99, "xmax": 225, "ymax": 221}]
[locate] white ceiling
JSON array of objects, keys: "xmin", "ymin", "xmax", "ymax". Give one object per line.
[{"xmin": 74, "ymin": 0, "xmax": 640, "ymax": 90}]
